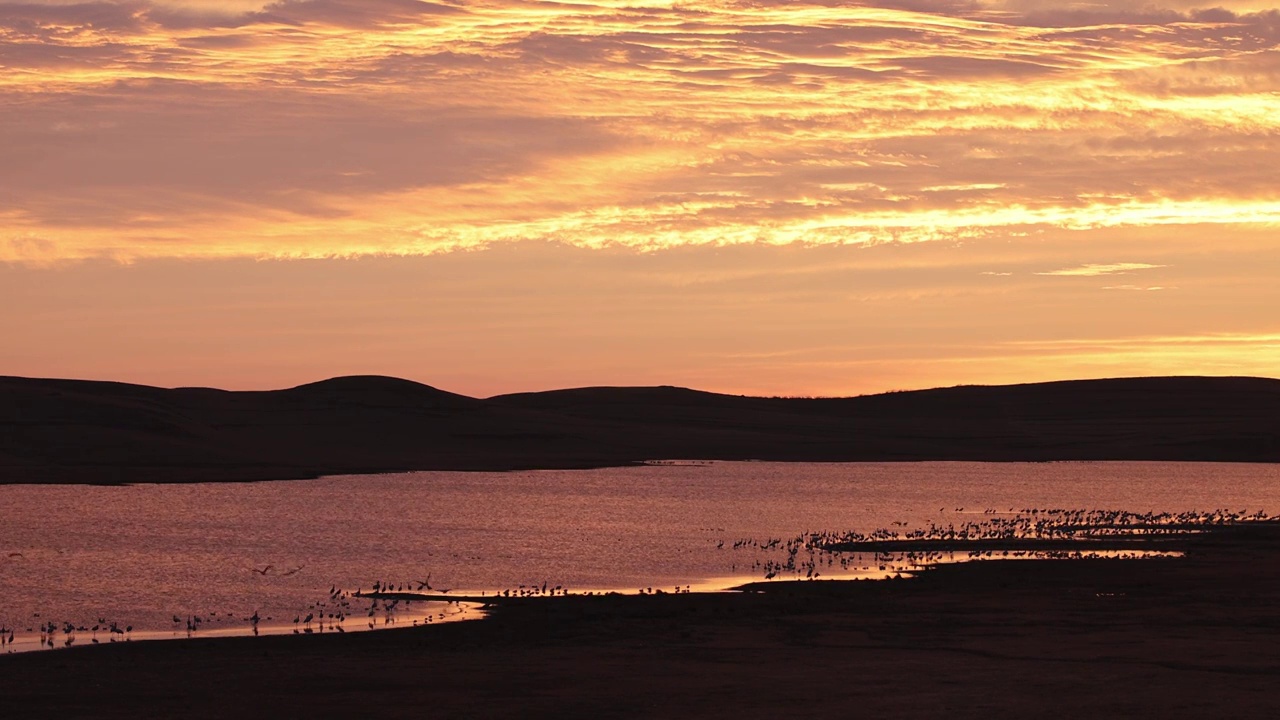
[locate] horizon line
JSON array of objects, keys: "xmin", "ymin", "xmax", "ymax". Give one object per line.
[{"xmin": 4, "ymin": 372, "xmax": 1278, "ymax": 402}]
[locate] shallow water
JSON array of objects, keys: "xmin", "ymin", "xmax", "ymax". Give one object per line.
[{"xmin": 1, "ymin": 461, "xmax": 1277, "ymax": 652}]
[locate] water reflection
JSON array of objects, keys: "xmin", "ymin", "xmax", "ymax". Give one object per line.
[{"xmin": 2, "ymin": 461, "xmax": 1278, "ymax": 654}]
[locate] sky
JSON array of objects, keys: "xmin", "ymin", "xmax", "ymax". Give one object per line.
[{"xmin": 2, "ymin": 0, "xmax": 1278, "ymax": 397}]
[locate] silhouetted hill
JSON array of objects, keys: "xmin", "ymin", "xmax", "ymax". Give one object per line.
[
  {"xmin": 2, "ymin": 375, "xmax": 1278, "ymax": 483},
  {"xmin": 283, "ymin": 376, "xmax": 478, "ymax": 409}
]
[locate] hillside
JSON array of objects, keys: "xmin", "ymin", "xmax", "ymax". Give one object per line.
[{"xmin": 2, "ymin": 375, "xmax": 1278, "ymax": 483}]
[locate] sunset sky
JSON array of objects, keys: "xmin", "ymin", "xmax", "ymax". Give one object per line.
[{"xmin": 3, "ymin": 0, "xmax": 1278, "ymax": 396}]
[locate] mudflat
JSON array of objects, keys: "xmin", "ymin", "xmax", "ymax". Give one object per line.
[{"xmin": 3, "ymin": 523, "xmax": 1277, "ymax": 718}]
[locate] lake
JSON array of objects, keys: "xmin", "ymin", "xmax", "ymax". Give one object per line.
[{"xmin": 1, "ymin": 461, "xmax": 1277, "ymax": 651}]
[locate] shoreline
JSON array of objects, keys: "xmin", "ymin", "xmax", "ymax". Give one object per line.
[
  {"xmin": 2, "ymin": 504, "xmax": 1266, "ymax": 656},
  {"xmin": 4, "ymin": 521, "xmax": 1278, "ymax": 717},
  {"xmin": 2, "ymin": 502, "xmax": 1224, "ymax": 655},
  {"xmin": 0, "ymin": 598, "xmax": 482, "ymax": 655},
  {"xmin": 8, "ymin": 456, "xmax": 1280, "ymax": 489}
]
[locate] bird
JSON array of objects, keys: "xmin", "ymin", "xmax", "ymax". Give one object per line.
[{"xmin": 249, "ymin": 565, "xmax": 273, "ymax": 575}]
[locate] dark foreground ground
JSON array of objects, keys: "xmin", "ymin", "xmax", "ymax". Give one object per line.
[{"xmin": 3, "ymin": 523, "xmax": 1278, "ymax": 719}]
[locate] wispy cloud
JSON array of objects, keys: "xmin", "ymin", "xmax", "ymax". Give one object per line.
[
  {"xmin": 1005, "ymin": 331, "xmax": 1280, "ymax": 350},
  {"xmin": 1037, "ymin": 263, "xmax": 1167, "ymax": 277},
  {"xmin": 2, "ymin": 1, "xmax": 1280, "ymax": 261}
]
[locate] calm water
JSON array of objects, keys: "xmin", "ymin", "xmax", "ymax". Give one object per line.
[{"xmin": 1, "ymin": 461, "xmax": 1277, "ymax": 650}]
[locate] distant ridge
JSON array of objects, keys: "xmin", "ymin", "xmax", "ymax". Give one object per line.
[{"xmin": 2, "ymin": 374, "xmax": 1278, "ymax": 484}]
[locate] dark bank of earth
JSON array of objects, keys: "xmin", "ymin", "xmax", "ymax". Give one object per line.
[
  {"xmin": 3, "ymin": 522, "xmax": 1278, "ymax": 719},
  {"xmin": 3, "ymin": 374, "xmax": 1279, "ymax": 483}
]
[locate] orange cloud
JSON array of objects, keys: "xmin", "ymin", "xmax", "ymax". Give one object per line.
[{"xmin": 2, "ymin": 0, "xmax": 1279, "ymax": 262}]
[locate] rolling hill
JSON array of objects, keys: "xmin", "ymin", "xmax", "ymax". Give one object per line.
[{"xmin": 2, "ymin": 375, "xmax": 1278, "ymax": 483}]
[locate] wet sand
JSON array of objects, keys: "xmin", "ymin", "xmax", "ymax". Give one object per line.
[{"xmin": 2, "ymin": 522, "xmax": 1277, "ymax": 718}]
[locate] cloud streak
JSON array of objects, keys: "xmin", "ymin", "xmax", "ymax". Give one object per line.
[
  {"xmin": 2, "ymin": 0, "xmax": 1280, "ymax": 261},
  {"xmin": 1038, "ymin": 262, "xmax": 1168, "ymax": 276}
]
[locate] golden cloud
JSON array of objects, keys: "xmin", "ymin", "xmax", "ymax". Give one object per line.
[{"xmin": 2, "ymin": 0, "xmax": 1279, "ymax": 262}]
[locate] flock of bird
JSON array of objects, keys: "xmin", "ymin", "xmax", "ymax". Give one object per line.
[
  {"xmin": 0, "ymin": 618, "xmax": 132, "ymax": 650},
  {"xmin": 715, "ymin": 507, "xmax": 1276, "ymax": 583},
  {"xmin": 0, "ymin": 581, "xmax": 476, "ymax": 653}
]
